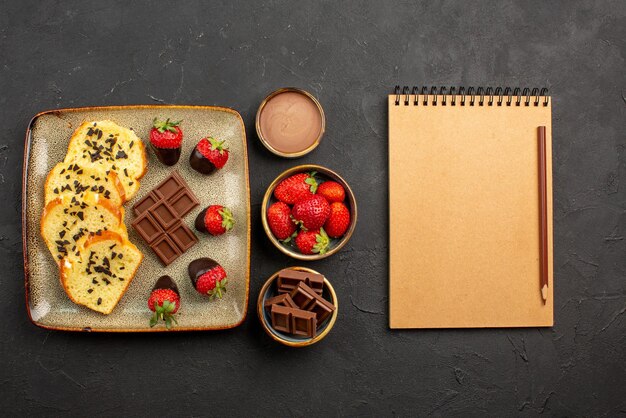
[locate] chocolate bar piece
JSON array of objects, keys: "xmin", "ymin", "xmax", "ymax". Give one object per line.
[
  {"xmin": 131, "ymin": 171, "xmax": 199, "ymax": 265},
  {"xmin": 132, "ymin": 212, "xmax": 162, "ymax": 244},
  {"xmin": 132, "ymin": 218, "xmax": 198, "ymax": 266},
  {"xmin": 154, "ymin": 172, "xmax": 185, "ymax": 199},
  {"xmin": 277, "ymin": 269, "xmax": 324, "ymax": 295},
  {"xmin": 291, "ymin": 309, "xmax": 317, "ymax": 337},
  {"xmin": 305, "ymin": 295, "xmax": 336, "ymax": 325},
  {"xmin": 289, "ymin": 281, "xmax": 318, "ymax": 309},
  {"xmin": 264, "ymin": 293, "xmax": 298, "ymax": 310},
  {"xmin": 168, "ymin": 189, "xmax": 199, "ymax": 218},
  {"xmin": 270, "ymin": 304, "xmax": 293, "ymax": 333},
  {"xmin": 270, "ymin": 305, "xmax": 317, "ymax": 338},
  {"xmin": 290, "ymin": 281, "xmax": 337, "ymax": 325},
  {"xmin": 152, "ymin": 235, "xmax": 181, "ymax": 266},
  {"xmin": 150, "ymin": 200, "xmax": 178, "ymax": 230},
  {"xmin": 133, "ymin": 171, "xmax": 199, "ymax": 214},
  {"xmin": 133, "ymin": 191, "xmax": 160, "ymax": 216},
  {"xmin": 169, "ymin": 222, "xmax": 198, "ymax": 252}
]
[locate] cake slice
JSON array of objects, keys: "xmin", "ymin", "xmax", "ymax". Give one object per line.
[
  {"xmin": 60, "ymin": 230, "xmax": 143, "ymax": 314},
  {"xmin": 41, "ymin": 193, "xmax": 125, "ymax": 264},
  {"xmin": 63, "ymin": 120, "xmax": 147, "ymax": 200},
  {"xmin": 44, "ymin": 162, "xmax": 125, "ymax": 206}
]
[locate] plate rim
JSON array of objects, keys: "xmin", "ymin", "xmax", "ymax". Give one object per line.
[{"xmin": 22, "ymin": 104, "xmax": 251, "ymax": 332}]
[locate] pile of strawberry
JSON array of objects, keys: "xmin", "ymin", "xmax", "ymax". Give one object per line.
[{"xmin": 267, "ymin": 172, "xmax": 351, "ymax": 255}]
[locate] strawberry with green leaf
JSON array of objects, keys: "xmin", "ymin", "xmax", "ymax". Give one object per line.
[
  {"xmin": 266, "ymin": 201, "xmax": 297, "ymax": 241},
  {"xmin": 195, "ymin": 205, "xmax": 234, "ymax": 236},
  {"xmin": 189, "ymin": 258, "xmax": 228, "ymax": 300},
  {"xmin": 148, "ymin": 276, "xmax": 180, "ymax": 329},
  {"xmin": 150, "ymin": 118, "xmax": 183, "ymax": 166},
  {"xmin": 295, "ymin": 228, "xmax": 330, "ymax": 255},
  {"xmin": 273, "ymin": 172, "xmax": 318, "ymax": 205},
  {"xmin": 190, "ymin": 137, "xmax": 230, "ymax": 174}
]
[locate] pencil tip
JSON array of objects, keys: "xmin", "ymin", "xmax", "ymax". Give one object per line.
[{"xmin": 541, "ymin": 284, "xmax": 548, "ymax": 302}]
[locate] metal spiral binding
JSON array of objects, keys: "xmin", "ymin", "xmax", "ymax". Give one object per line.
[{"xmin": 393, "ymin": 85, "xmax": 549, "ymax": 107}]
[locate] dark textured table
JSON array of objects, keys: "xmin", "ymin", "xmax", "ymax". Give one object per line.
[{"xmin": 2, "ymin": 1, "xmax": 625, "ymax": 416}]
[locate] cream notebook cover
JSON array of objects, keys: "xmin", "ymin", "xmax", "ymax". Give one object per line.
[{"xmin": 388, "ymin": 87, "xmax": 553, "ymax": 328}]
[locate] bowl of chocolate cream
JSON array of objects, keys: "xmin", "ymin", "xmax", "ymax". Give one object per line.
[{"xmin": 256, "ymin": 88, "xmax": 325, "ymax": 158}]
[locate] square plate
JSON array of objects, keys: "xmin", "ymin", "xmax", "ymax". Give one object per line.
[{"xmin": 22, "ymin": 105, "xmax": 250, "ymax": 332}]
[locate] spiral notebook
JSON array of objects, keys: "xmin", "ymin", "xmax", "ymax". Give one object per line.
[{"xmin": 389, "ymin": 86, "xmax": 553, "ymax": 328}]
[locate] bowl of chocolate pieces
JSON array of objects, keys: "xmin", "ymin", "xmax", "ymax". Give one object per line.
[{"xmin": 257, "ymin": 267, "xmax": 338, "ymax": 347}]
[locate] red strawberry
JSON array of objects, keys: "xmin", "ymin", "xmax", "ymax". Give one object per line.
[
  {"xmin": 295, "ymin": 228, "xmax": 330, "ymax": 255},
  {"xmin": 292, "ymin": 194, "xmax": 330, "ymax": 230},
  {"xmin": 188, "ymin": 258, "xmax": 228, "ymax": 299},
  {"xmin": 150, "ymin": 118, "xmax": 183, "ymax": 166},
  {"xmin": 317, "ymin": 181, "xmax": 345, "ymax": 203},
  {"xmin": 195, "ymin": 205, "xmax": 234, "ymax": 236},
  {"xmin": 196, "ymin": 267, "xmax": 228, "ymax": 299},
  {"xmin": 324, "ymin": 202, "xmax": 351, "ymax": 238},
  {"xmin": 190, "ymin": 137, "xmax": 229, "ymax": 174},
  {"xmin": 148, "ymin": 288, "xmax": 180, "ymax": 329},
  {"xmin": 273, "ymin": 172, "xmax": 318, "ymax": 205},
  {"xmin": 150, "ymin": 118, "xmax": 183, "ymax": 148},
  {"xmin": 267, "ymin": 201, "xmax": 296, "ymax": 241}
]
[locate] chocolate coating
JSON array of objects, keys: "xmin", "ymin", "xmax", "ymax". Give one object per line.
[
  {"xmin": 194, "ymin": 207, "xmax": 208, "ymax": 233},
  {"xmin": 152, "ymin": 275, "xmax": 179, "ymax": 295},
  {"xmin": 188, "ymin": 257, "xmax": 220, "ymax": 289},
  {"xmin": 189, "ymin": 148, "xmax": 216, "ymax": 174},
  {"xmin": 151, "ymin": 144, "xmax": 181, "ymax": 166}
]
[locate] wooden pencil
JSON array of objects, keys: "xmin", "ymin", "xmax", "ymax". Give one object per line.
[{"xmin": 538, "ymin": 126, "xmax": 548, "ymax": 303}]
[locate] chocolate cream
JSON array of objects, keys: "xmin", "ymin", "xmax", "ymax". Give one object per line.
[{"xmin": 259, "ymin": 91, "xmax": 322, "ymax": 154}]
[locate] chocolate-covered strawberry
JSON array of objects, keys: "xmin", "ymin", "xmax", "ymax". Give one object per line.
[
  {"xmin": 292, "ymin": 194, "xmax": 330, "ymax": 230},
  {"xmin": 190, "ymin": 137, "xmax": 229, "ymax": 174},
  {"xmin": 150, "ymin": 118, "xmax": 183, "ymax": 166},
  {"xmin": 148, "ymin": 275, "xmax": 180, "ymax": 329},
  {"xmin": 195, "ymin": 205, "xmax": 234, "ymax": 236},
  {"xmin": 188, "ymin": 258, "xmax": 228, "ymax": 299}
]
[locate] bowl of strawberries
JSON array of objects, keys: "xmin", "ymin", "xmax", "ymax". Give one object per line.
[{"xmin": 262, "ymin": 165, "xmax": 357, "ymax": 260}]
